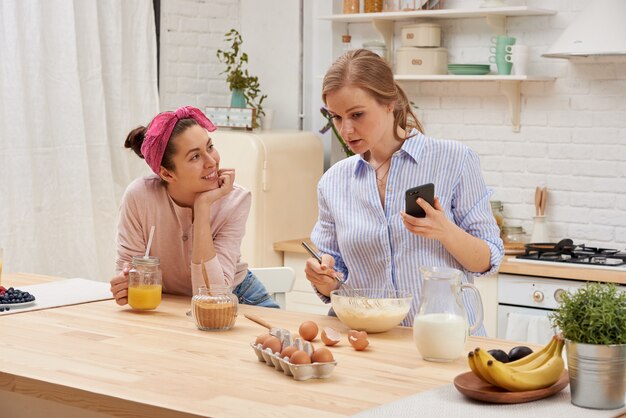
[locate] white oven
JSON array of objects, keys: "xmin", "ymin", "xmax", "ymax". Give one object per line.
[{"xmin": 497, "ymin": 274, "xmax": 593, "ymax": 344}]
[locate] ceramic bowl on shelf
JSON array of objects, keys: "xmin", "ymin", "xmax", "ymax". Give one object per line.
[{"xmin": 330, "ymin": 288, "xmax": 412, "ymax": 333}]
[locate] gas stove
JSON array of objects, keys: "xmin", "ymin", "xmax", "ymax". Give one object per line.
[{"xmin": 511, "ymin": 240, "xmax": 626, "ymax": 270}]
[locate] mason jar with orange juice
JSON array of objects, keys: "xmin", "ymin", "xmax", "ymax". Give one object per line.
[{"xmin": 128, "ymin": 256, "xmax": 162, "ymax": 310}]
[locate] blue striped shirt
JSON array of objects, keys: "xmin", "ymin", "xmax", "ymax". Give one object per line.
[{"xmin": 311, "ymin": 130, "xmax": 504, "ymax": 335}]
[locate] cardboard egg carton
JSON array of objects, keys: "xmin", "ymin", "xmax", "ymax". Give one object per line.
[{"xmin": 250, "ymin": 329, "xmax": 337, "ymax": 381}]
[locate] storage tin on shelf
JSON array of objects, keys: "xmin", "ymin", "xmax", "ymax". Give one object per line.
[
  {"xmin": 395, "ymin": 47, "xmax": 448, "ymax": 75},
  {"xmin": 401, "ymin": 22, "xmax": 442, "ymax": 47}
]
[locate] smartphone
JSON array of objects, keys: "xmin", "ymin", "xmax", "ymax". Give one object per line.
[{"xmin": 405, "ymin": 183, "xmax": 435, "ymax": 218}]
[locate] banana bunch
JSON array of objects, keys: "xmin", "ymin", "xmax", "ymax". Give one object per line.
[{"xmin": 467, "ymin": 335, "xmax": 565, "ymax": 392}]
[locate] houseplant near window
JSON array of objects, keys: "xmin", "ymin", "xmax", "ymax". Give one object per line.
[
  {"xmin": 216, "ymin": 29, "xmax": 267, "ymax": 128},
  {"xmin": 549, "ymin": 282, "xmax": 626, "ymax": 410}
]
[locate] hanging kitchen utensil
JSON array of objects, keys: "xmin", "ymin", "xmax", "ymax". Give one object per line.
[
  {"xmin": 534, "ymin": 186, "xmax": 541, "ymax": 217},
  {"xmin": 540, "ymin": 187, "xmax": 548, "ymax": 216}
]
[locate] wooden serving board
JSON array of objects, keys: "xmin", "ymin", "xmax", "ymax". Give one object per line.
[{"xmin": 453, "ymin": 370, "xmax": 569, "ymax": 404}]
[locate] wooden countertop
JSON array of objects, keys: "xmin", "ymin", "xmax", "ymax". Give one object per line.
[
  {"xmin": 1, "ymin": 273, "xmax": 531, "ymax": 418},
  {"xmin": 274, "ymin": 239, "xmax": 626, "ymax": 285}
]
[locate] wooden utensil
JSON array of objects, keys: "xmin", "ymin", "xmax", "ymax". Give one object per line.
[
  {"xmin": 540, "ymin": 187, "xmax": 548, "ymax": 216},
  {"xmin": 534, "ymin": 186, "xmax": 541, "ymax": 217},
  {"xmin": 244, "ymin": 314, "xmax": 285, "ymax": 337},
  {"xmin": 454, "ymin": 370, "xmax": 569, "ymax": 404},
  {"xmin": 200, "ymin": 259, "xmax": 210, "ymax": 290}
]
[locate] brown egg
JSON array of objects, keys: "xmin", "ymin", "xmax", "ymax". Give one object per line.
[
  {"xmin": 348, "ymin": 330, "xmax": 369, "ymax": 351},
  {"xmin": 289, "ymin": 350, "xmax": 312, "ymax": 364},
  {"xmin": 255, "ymin": 333, "xmax": 271, "ymax": 346},
  {"xmin": 299, "ymin": 321, "xmax": 319, "ymax": 341},
  {"xmin": 261, "ymin": 336, "xmax": 282, "ymax": 353},
  {"xmin": 321, "ymin": 327, "xmax": 341, "ymax": 346},
  {"xmin": 280, "ymin": 345, "xmax": 298, "ymax": 359},
  {"xmin": 311, "ymin": 347, "xmax": 335, "ymax": 363}
]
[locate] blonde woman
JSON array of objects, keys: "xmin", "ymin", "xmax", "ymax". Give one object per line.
[{"xmin": 304, "ymin": 50, "xmax": 503, "ymax": 334}]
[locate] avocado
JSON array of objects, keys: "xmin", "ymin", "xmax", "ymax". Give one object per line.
[
  {"xmin": 508, "ymin": 346, "xmax": 533, "ymax": 362},
  {"xmin": 487, "ymin": 349, "xmax": 510, "ymax": 363}
]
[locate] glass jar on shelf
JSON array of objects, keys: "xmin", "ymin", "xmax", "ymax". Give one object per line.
[
  {"xmin": 343, "ymin": 0, "xmax": 360, "ymax": 14},
  {"xmin": 490, "ymin": 200, "xmax": 504, "ymax": 236},
  {"xmin": 342, "ymin": 34, "xmax": 353, "ymax": 53},
  {"xmin": 363, "ymin": 40, "xmax": 388, "ymax": 61},
  {"xmin": 502, "ymin": 225, "xmax": 527, "ymax": 244},
  {"xmin": 364, "ymin": 0, "xmax": 383, "ymax": 13}
]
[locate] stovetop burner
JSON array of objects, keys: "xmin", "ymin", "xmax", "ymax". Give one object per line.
[{"xmin": 516, "ymin": 239, "xmax": 626, "ymax": 267}]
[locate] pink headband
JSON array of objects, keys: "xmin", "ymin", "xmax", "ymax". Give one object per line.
[{"xmin": 141, "ymin": 106, "xmax": 217, "ymax": 175}]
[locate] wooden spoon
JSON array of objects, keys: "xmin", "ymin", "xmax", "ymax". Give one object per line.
[
  {"xmin": 201, "ymin": 259, "xmax": 210, "ymax": 290},
  {"xmin": 534, "ymin": 186, "xmax": 541, "ymax": 217},
  {"xmin": 539, "ymin": 186, "xmax": 548, "ymax": 216},
  {"xmin": 244, "ymin": 314, "xmax": 284, "ymax": 337}
]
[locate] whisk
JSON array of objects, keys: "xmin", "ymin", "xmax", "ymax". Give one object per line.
[
  {"xmin": 301, "ymin": 242, "xmax": 351, "ymax": 288},
  {"xmin": 300, "ymin": 242, "xmax": 376, "ymax": 306}
]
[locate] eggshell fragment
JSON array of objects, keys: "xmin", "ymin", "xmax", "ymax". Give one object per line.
[
  {"xmin": 321, "ymin": 327, "xmax": 341, "ymax": 346},
  {"xmin": 311, "ymin": 347, "xmax": 335, "ymax": 363},
  {"xmin": 348, "ymin": 330, "xmax": 369, "ymax": 351},
  {"xmin": 298, "ymin": 321, "xmax": 319, "ymax": 341}
]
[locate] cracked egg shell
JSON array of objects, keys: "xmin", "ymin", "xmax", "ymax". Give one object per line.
[{"xmin": 321, "ymin": 327, "xmax": 341, "ymax": 346}]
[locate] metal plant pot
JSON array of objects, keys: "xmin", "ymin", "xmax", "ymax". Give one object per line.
[{"xmin": 566, "ymin": 340, "xmax": 626, "ymax": 410}]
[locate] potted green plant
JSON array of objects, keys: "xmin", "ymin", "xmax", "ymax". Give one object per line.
[
  {"xmin": 319, "ymin": 107, "xmax": 354, "ymax": 157},
  {"xmin": 549, "ymin": 282, "xmax": 626, "ymax": 410},
  {"xmin": 216, "ymin": 29, "xmax": 267, "ymax": 128}
]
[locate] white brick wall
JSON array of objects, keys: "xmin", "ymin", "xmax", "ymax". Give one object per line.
[
  {"xmin": 396, "ymin": 0, "xmax": 626, "ymax": 249},
  {"xmin": 159, "ymin": 0, "xmax": 239, "ymax": 111}
]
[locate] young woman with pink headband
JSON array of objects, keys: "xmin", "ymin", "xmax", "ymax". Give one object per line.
[{"xmin": 109, "ymin": 106, "xmax": 279, "ymax": 308}]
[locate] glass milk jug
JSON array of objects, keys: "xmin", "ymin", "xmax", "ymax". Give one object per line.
[{"xmin": 413, "ymin": 266, "xmax": 483, "ymax": 362}]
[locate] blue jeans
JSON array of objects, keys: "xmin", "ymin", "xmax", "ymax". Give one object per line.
[{"xmin": 233, "ymin": 270, "xmax": 280, "ymax": 309}]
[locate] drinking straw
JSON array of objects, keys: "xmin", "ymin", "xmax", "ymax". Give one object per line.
[{"xmin": 144, "ymin": 225, "xmax": 155, "ymax": 258}]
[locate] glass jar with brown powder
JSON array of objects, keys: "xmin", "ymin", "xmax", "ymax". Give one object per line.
[{"xmin": 191, "ymin": 285, "xmax": 238, "ymax": 331}]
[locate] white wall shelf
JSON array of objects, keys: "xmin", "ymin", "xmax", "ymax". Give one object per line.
[
  {"xmin": 321, "ymin": 7, "xmax": 556, "ymax": 48},
  {"xmin": 394, "ymin": 75, "xmax": 555, "ymax": 81},
  {"xmin": 395, "ymin": 75, "xmax": 555, "ymax": 132},
  {"xmin": 320, "ymin": 7, "xmax": 556, "ymax": 34},
  {"xmin": 321, "ymin": 5, "xmax": 558, "ymax": 132}
]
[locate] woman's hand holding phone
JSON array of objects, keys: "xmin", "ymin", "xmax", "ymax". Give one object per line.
[{"xmin": 402, "ymin": 184, "xmax": 453, "ymax": 241}]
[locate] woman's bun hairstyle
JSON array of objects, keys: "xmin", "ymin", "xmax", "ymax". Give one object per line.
[{"xmin": 124, "ymin": 126, "xmax": 148, "ymax": 159}]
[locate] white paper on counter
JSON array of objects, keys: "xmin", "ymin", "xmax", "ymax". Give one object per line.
[
  {"xmin": 0, "ymin": 278, "xmax": 112, "ymax": 316},
  {"xmin": 352, "ymin": 384, "xmax": 626, "ymax": 418}
]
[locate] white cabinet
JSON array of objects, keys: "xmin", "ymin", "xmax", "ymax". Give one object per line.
[{"xmin": 319, "ymin": 5, "xmax": 557, "ymax": 131}]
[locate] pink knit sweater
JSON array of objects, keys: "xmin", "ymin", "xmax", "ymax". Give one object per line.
[{"xmin": 115, "ymin": 175, "xmax": 251, "ymax": 295}]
